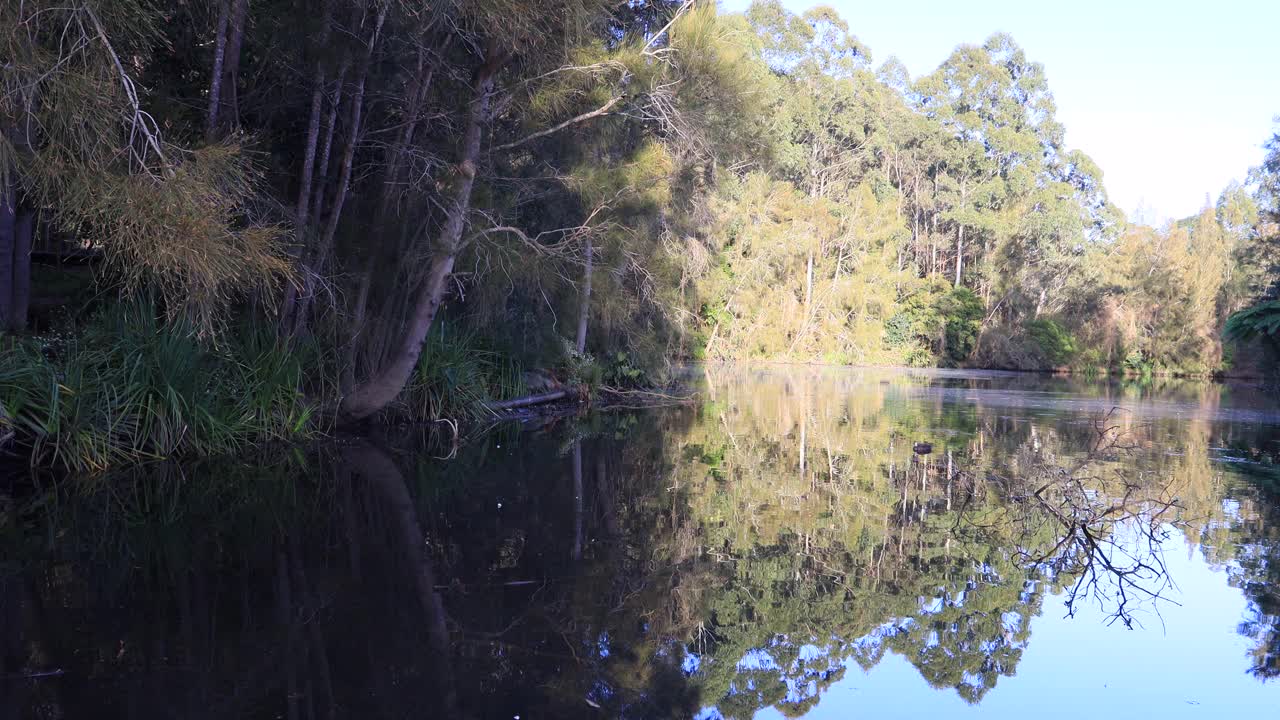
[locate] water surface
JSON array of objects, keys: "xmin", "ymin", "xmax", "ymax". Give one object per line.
[{"xmin": 3, "ymin": 366, "xmax": 1280, "ymax": 718}]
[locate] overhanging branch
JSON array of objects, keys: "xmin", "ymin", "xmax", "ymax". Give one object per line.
[{"xmin": 492, "ymin": 94, "xmax": 624, "ymax": 153}]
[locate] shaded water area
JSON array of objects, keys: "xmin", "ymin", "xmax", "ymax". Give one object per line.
[{"xmin": 4, "ymin": 366, "xmax": 1280, "ymax": 718}]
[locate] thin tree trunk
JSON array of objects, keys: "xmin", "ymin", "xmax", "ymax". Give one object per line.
[
  {"xmin": 340, "ymin": 53, "xmax": 504, "ymax": 421},
  {"xmin": 206, "ymin": 0, "xmax": 230, "ymax": 138},
  {"xmin": 310, "ymin": 64, "xmax": 347, "ymax": 219},
  {"xmin": 930, "ymin": 213, "xmax": 938, "ymax": 279},
  {"xmin": 291, "ymin": 8, "xmax": 385, "ymax": 336},
  {"xmin": 912, "ymin": 207, "xmax": 920, "ymax": 270},
  {"xmin": 574, "ymin": 238, "xmax": 592, "ymax": 354},
  {"xmin": 221, "ymin": 0, "xmax": 248, "ymax": 133},
  {"xmin": 954, "ymin": 224, "xmax": 964, "ymax": 288},
  {"xmin": 804, "ymin": 249, "xmax": 814, "ymax": 308},
  {"xmin": 357, "ymin": 42, "xmax": 441, "ymax": 353},
  {"xmin": 0, "ymin": 184, "xmax": 13, "ymax": 329},
  {"xmin": 295, "ymin": 0, "xmax": 335, "ymax": 235},
  {"xmin": 281, "ymin": 63, "xmax": 348, "ymax": 331},
  {"xmin": 572, "ymin": 440, "xmax": 584, "ymax": 561},
  {"xmin": 380, "ymin": 40, "xmax": 442, "ymax": 217},
  {"xmin": 10, "ymin": 205, "xmax": 32, "ymax": 332}
]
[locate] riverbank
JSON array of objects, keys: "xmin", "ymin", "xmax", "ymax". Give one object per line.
[
  {"xmin": 702, "ymin": 357, "xmax": 1278, "ymax": 383},
  {"xmin": 2, "ymin": 301, "xmax": 1269, "ymax": 476},
  {"xmin": 0, "ymin": 303, "xmax": 695, "ymax": 474}
]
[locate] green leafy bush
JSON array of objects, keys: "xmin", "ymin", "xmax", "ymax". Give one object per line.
[
  {"xmin": 939, "ymin": 287, "xmax": 985, "ymax": 366},
  {"xmin": 1225, "ymin": 300, "xmax": 1280, "ymax": 350},
  {"xmin": 603, "ymin": 351, "xmax": 649, "ymax": 388},
  {"xmin": 1025, "ymin": 318, "xmax": 1078, "ymax": 366}
]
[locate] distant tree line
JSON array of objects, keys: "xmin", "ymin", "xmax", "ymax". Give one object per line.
[{"xmin": 2, "ymin": 0, "xmax": 1279, "ymax": 446}]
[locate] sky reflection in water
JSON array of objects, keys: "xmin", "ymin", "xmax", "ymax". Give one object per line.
[{"xmin": 3, "ymin": 366, "xmax": 1279, "ymax": 718}]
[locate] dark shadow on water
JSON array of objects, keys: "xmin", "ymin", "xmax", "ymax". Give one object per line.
[{"xmin": 3, "ymin": 367, "xmax": 1280, "ymax": 718}]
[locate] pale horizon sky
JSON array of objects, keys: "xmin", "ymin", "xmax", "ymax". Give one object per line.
[{"xmin": 719, "ymin": 0, "xmax": 1280, "ymax": 224}]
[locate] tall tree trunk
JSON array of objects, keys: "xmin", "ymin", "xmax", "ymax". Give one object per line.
[
  {"xmin": 804, "ymin": 249, "xmax": 814, "ymax": 308},
  {"xmin": 930, "ymin": 213, "xmax": 938, "ymax": 279},
  {"xmin": 339, "ymin": 54, "xmax": 503, "ymax": 421},
  {"xmin": 220, "ymin": 0, "xmax": 248, "ymax": 134},
  {"xmin": 206, "ymin": 0, "xmax": 230, "ymax": 138},
  {"xmin": 290, "ymin": 8, "xmax": 384, "ymax": 336},
  {"xmin": 10, "ymin": 204, "xmax": 32, "ymax": 332},
  {"xmin": 912, "ymin": 207, "xmax": 920, "ymax": 270},
  {"xmin": 281, "ymin": 63, "xmax": 348, "ymax": 331},
  {"xmin": 572, "ymin": 440, "xmax": 584, "ymax": 561},
  {"xmin": 310, "ymin": 64, "xmax": 347, "ymax": 219},
  {"xmin": 294, "ymin": 0, "xmax": 335, "ymax": 234},
  {"xmin": 380, "ymin": 41, "xmax": 441, "ymax": 217},
  {"xmin": 954, "ymin": 224, "xmax": 964, "ymax": 288},
  {"xmin": 0, "ymin": 184, "xmax": 13, "ymax": 330},
  {"xmin": 574, "ymin": 238, "xmax": 592, "ymax": 354}
]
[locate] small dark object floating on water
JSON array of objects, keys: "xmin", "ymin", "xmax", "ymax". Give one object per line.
[{"xmin": 913, "ymin": 442, "xmax": 933, "ymax": 455}]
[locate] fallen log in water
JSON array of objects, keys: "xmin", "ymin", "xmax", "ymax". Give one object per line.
[{"xmin": 483, "ymin": 390, "xmax": 570, "ymax": 412}]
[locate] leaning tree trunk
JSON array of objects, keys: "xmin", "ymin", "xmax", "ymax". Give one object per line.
[
  {"xmin": 339, "ymin": 54, "xmax": 503, "ymax": 421},
  {"xmin": 341, "ymin": 441, "xmax": 458, "ymax": 713}
]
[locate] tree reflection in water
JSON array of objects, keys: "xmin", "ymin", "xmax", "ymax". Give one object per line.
[{"xmin": 2, "ymin": 368, "xmax": 1280, "ymax": 718}]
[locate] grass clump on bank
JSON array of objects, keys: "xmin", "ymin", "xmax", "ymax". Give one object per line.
[
  {"xmin": 1, "ymin": 303, "xmax": 318, "ymax": 473},
  {"xmin": 401, "ymin": 321, "xmax": 527, "ymax": 422},
  {"xmin": 0, "ymin": 306, "xmax": 543, "ymax": 473}
]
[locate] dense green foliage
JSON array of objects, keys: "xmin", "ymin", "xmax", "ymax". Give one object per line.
[{"xmin": 3, "ymin": 0, "xmax": 1280, "ymax": 467}]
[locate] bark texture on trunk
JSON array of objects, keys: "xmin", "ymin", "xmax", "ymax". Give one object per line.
[
  {"xmin": 220, "ymin": 0, "xmax": 248, "ymax": 132},
  {"xmin": 339, "ymin": 54, "xmax": 502, "ymax": 421},
  {"xmin": 206, "ymin": 0, "xmax": 231, "ymax": 138}
]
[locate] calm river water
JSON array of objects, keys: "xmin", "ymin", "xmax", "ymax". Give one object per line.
[{"xmin": 3, "ymin": 366, "xmax": 1280, "ymax": 718}]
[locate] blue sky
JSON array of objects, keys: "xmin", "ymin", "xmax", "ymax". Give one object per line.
[{"xmin": 719, "ymin": 0, "xmax": 1280, "ymax": 224}]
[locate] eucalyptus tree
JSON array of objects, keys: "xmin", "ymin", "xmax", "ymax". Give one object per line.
[
  {"xmin": 336, "ymin": 0, "xmax": 619, "ymax": 419},
  {"xmin": 915, "ymin": 34, "xmax": 1064, "ymax": 296},
  {"xmin": 340, "ymin": 1, "xmax": 775, "ymax": 417}
]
